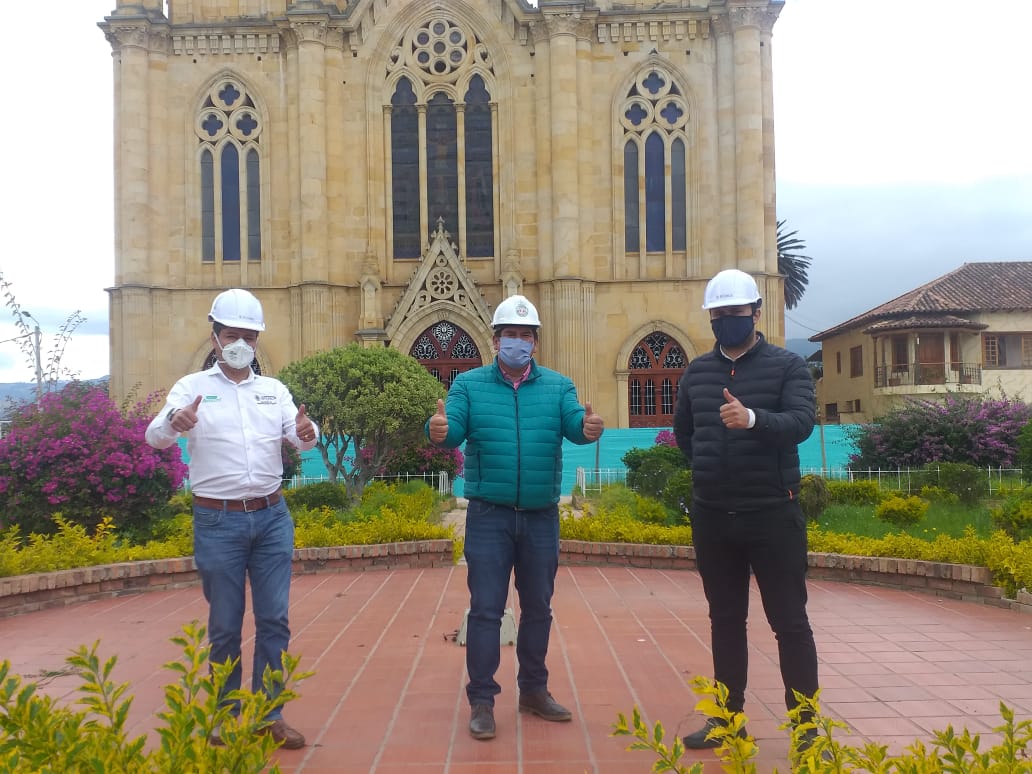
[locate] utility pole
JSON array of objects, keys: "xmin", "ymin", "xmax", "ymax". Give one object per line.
[{"xmin": 21, "ymin": 312, "xmax": 43, "ymax": 407}]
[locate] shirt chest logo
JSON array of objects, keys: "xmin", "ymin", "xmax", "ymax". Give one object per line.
[{"xmin": 255, "ymin": 394, "xmax": 277, "ymax": 405}]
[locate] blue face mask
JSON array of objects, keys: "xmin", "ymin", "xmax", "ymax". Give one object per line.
[
  {"xmin": 498, "ymin": 337, "xmax": 534, "ymax": 369},
  {"xmin": 711, "ymin": 314, "xmax": 755, "ymax": 348}
]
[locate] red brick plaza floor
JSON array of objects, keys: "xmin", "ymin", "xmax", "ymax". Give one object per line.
[{"xmin": 2, "ymin": 566, "xmax": 1031, "ymax": 773}]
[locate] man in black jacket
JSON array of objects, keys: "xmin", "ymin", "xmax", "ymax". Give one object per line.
[{"xmin": 673, "ymin": 269, "xmax": 819, "ymax": 751}]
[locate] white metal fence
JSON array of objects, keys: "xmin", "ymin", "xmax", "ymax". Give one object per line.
[
  {"xmin": 575, "ymin": 466, "xmax": 628, "ymax": 495},
  {"xmin": 576, "ymin": 465, "xmax": 1025, "ymax": 496},
  {"xmin": 183, "ymin": 471, "xmax": 453, "ymax": 497}
]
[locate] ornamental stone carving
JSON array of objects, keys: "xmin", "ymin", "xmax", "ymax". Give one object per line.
[{"xmin": 729, "ymin": 6, "xmax": 779, "ymax": 34}]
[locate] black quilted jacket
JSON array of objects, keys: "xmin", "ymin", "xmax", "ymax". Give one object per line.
[{"xmin": 672, "ymin": 333, "xmax": 815, "ymax": 511}]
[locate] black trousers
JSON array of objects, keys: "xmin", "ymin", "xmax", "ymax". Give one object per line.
[{"xmin": 690, "ymin": 500, "xmax": 819, "ymax": 714}]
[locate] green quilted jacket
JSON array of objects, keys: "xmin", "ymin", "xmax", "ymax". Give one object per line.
[{"xmin": 426, "ymin": 359, "xmax": 595, "ymax": 509}]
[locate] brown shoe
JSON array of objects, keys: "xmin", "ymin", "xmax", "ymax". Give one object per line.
[
  {"xmin": 259, "ymin": 717, "xmax": 306, "ymax": 749},
  {"xmin": 518, "ymin": 691, "xmax": 572, "ymax": 722}
]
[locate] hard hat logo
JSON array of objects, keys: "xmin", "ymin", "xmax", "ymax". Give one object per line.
[{"xmin": 515, "ymin": 302, "xmax": 529, "ymax": 318}]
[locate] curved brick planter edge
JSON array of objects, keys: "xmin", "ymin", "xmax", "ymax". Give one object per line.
[{"xmin": 1, "ymin": 540, "xmax": 1029, "ymax": 618}]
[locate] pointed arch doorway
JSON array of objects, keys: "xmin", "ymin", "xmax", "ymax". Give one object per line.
[
  {"xmin": 410, "ymin": 320, "xmax": 483, "ymax": 389},
  {"xmin": 628, "ymin": 331, "xmax": 687, "ymax": 427}
]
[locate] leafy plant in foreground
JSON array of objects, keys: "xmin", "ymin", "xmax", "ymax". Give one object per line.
[{"xmin": 0, "ymin": 621, "xmax": 312, "ymax": 772}]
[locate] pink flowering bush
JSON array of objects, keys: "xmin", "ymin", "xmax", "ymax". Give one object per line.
[
  {"xmin": 379, "ymin": 441, "xmax": 464, "ymax": 479},
  {"xmin": 654, "ymin": 429, "xmax": 677, "ymax": 447},
  {"xmin": 849, "ymin": 393, "xmax": 1032, "ymax": 470},
  {"xmin": 0, "ymin": 382, "xmax": 188, "ymax": 536}
]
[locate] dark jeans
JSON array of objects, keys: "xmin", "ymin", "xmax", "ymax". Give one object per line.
[
  {"xmin": 193, "ymin": 498, "xmax": 294, "ymax": 719},
  {"xmin": 463, "ymin": 498, "xmax": 560, "ymax": 707},
  {"xmin": 690, "ymin": 500, "xmax": 818, "ymax": 714}
]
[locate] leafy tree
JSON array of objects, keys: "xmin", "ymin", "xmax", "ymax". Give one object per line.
[
  {"xmin": 848, "ymin": 393, "xmax": 1032, "ymax": 470},
  {"xmin": 277, "ymin": 345, "xmax": 445, "ymax": 500},
  {"xmin": 776, "ymin": 219, "xmax": 812, "ymax": 310},
  {"xmin": 0, "ymin": 383, "xmax": 188, "ymax": 536}
]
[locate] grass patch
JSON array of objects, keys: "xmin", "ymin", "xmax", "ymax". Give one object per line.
[{"xmin": 813, "ymin": 501, "xmax": 995, "ymax": 539}]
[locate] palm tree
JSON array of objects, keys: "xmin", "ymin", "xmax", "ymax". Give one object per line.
[{"xmin": 776, "ymin": 219, "xmax": 812, "ymax": 310}]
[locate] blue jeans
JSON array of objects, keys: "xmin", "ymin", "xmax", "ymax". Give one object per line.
[
  {"xmin": 463, "ymin": 499, "xmax": 560, "ymax": 707},
  {"xmin": 689, "ymin": 500, "xmax": 819, "ymax": 714},
  {"xmin": 193, "ymin": 497, "xmax": 294, "ymax": 719}
]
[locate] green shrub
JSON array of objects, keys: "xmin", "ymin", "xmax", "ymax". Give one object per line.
[
  {"xmin": 661, "ymin": 469, "xmax": 693, "ymax": 515},
  {"xmin": 990, "ymin": 486, "xmax": 1032, "ymax": 542},
  {"xmin": 799, "ymin": 474, "xmax": 830, "ymax": 521},
  {"xmin": 827, "ymin": 480, "xmax": 882, "ymax": 505},
  {"xmin": 926, "ymin": 461, "xmax": 986, "ymax": 504},
  {"xmin": 1018, "ymin": 420, "xmax": 1032, "ymax": 482},
  {"xmin": 0, "ymin": 622, "xmax": 310, "ymax": 773},
  {"xmin": 634, "ymin": 495, "xmax": 670, "ymax": 526},
  {"xmin": 622, "ymin": 445, "xmax": 684, "ymax": 500},
  {"xmin": 918, "ymin": 485, "xmax": 959, "ymax": 505},
  {"xmin": 283, "ymin": 480, "xmax": 350, "ymax": 511},
  {"xmin": 874, "ymin": 494, "xmax": 929, "ymax": 527}
]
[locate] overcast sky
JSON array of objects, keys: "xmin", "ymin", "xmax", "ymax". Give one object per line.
[{"xmin": 0, "ymin": 0, "xmax": 1029, "ymax": 382}]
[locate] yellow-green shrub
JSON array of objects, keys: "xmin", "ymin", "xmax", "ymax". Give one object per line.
[
  {"xmin": 827, "ymin": 480, "xmax": 883, "ymax": 505},
  {"xmin": 874, "ymin": 494, "xmax": 929, "ymax": 527},
  {"xmin": 0, "ymin": 622, "xmax": 310, "ymax": 773}
]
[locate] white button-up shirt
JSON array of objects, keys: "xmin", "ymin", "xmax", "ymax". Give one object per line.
[{"xmin": 145, "ymin": 366, "xmax": 318, "ymax": 499}]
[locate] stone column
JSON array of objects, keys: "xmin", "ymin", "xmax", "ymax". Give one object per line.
[
  {"xmin": 286, "ymin": 14, "xmax": 331, "ymax": 356},
  {"xmin": 541, "ymin": 8, "xmax": 582, "ymax": 279},
  {"xmin": 288, "ymin": 16, "xmax": 330, "ymax": 284},
  {"xmin": 711, "ymin": 13, "xmax": 737, "ymax": 277},
  {"xmin": 730, "ymin": 5, "xmax": 767, "ymax": 275}
]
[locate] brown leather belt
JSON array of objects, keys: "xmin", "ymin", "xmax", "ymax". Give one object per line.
[{"xmin": 193, "ymin": 489, "xmax": 283, "ymax": 513}]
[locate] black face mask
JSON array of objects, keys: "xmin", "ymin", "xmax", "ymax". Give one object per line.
[{"xmin": 711, "ymin": 315, "xmax": 755, "ymax": 348}]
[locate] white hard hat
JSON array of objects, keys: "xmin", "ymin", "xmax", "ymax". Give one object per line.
[
  {"xmin": 208, "ymin": 288, "xmax": 266, "ymax": 331},
  {"xmin": 702, "ymin": 269, "xmax": 762, "ymax": 310},
  {"xmin": 492, "ymin": 294, "xmax": 541, "ymax": 327}
]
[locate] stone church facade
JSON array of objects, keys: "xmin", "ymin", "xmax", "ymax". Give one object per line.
[{"xmin": 100, "ymin": 0, "xmax": 785, "ymax": 428}]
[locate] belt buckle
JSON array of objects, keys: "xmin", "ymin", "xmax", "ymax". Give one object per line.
[{"xmin": 242, "ymin": 496, "xmax": 264, "ymax": 513}]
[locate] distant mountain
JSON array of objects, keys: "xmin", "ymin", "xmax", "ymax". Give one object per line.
[
  {"xmin": 0, "ymin": 383, "xmax": 43, "ymax": 406},
  {"xmin": 785, "ymin": 338, "xmax": 820, "ymax": 360}
]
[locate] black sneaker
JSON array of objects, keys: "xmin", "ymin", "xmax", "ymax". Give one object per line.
[
  {"xmin": 681, "ymin": 717, "xmax": 747, "ymax": 749},
  {"xmin": 518, "ymin": 691, "xmax": 573, "ymax": 722},
  {"xmin": 469, "ymin": 704, "xmax": 495, "ymax": 740}
]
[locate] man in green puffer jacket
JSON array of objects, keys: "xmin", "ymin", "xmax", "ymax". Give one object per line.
[{"xmin": 426, "ymin": 294, "xmax": 604, "ymax": 741}]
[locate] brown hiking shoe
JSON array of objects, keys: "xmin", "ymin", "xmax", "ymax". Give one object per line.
[
  {"xmin": 469, "ymin": 704, "xmax": 496, "ymax": 740},
  {"xmin": 259, "ymin": 717, "xmax": 306, "ymax": 749}
]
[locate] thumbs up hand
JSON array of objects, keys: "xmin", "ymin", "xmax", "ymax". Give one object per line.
[
  {"xmin": 582, "ymin": 402, "xmax": 604, "ymax": 442},
  {"xmin": 429, "ymin": 399, "xmax": 449, "ymax": 444},
  {"xmin": 296, "ymin": 404, "xmax": 317, "ymax": 444},
  {"xmin": 719, "ymin": 388, "xmax": 750, "ymax": 429},
  {"xmin": 169, "ymin": 395, "xmax": 203, "ymax": 432}
]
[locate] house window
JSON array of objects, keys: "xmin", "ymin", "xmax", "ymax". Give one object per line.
[
  {"xmin": 849, "ymin": 345, "xmax": 863, "ymax": 378},
  {"xmin": 984, "ymin": 332, "xmax": 1032, "ymax": 368},
  {"xmin": 836, "ymin": 351, "xmax": 842, "ymax": 374},
  {"xmin": 983, "ymin": 335, "xmax": 1000, "ymax": 367},
  {"xmin": 891, "ymin": 336, "xmax": 908, "ymax": 371},
  {"xmin": 387, "ymin": 17, "xmax": 496, "ymax": 260},
  {"xmin": 824, "ymin": 403, "xmax": 839, "ymax": 422},
  {"xmin": 195, "ymin": 77, "xmax": 263, "ymax": 262},
  {"xmin": 620, "ymin": 66, "xmax": 690, "ymax": 255}
]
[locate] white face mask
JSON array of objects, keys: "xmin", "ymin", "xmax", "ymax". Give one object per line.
[{"xmin": 219, "ymin": 338, "xmax": 255, "ymax": 370}]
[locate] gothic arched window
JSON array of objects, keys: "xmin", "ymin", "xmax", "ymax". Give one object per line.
[
  {"xmin": 195, "ymin": 77, "xmax": 263, "ymax": 262},
  {"xmin": 410, "ymin": 321, "xmax": 482, "ymax": 389},
  {"xmin": 628, "ymin": 332, "xmax": 687, "ymax": 428},
  {"xmin": 620, "ymin": 66, "xmax": 690, "ymax": 256},
  {"xmin": 387, "ymin": 17, "xmax": 496, "ymax": 260}
]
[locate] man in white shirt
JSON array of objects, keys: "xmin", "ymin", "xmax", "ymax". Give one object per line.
[{"xmin": 146, "ymin": 288, "xmax": 318, "ymax": 749}]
